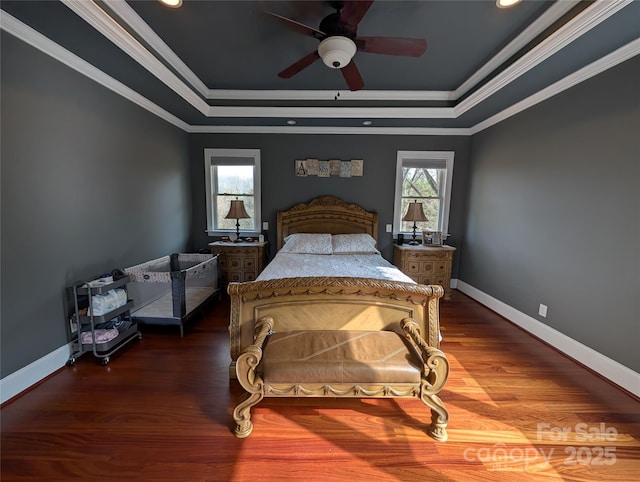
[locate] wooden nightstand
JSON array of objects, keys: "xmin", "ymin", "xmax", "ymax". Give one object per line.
[
  {"xmin": 393, "ymin": 244, "xmax": 456, "ymax": 300},
  {"xmin": 209, "ymin": 241, "xmax": 268, "ymax": 285}
]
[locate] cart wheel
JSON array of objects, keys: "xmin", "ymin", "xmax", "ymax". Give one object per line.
[
  {"xmin": 66, "ymin": 357, "xmax": 76, "ymax": 366},
  {"xmin": 102, "ymin": 357, "xmax": 110, "ymax": 366}
]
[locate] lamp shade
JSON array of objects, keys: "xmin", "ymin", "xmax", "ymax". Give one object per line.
[
  {"xmin": 225, "ymin": 200, "xmax": 250, "ymax": 220},
  {"xmin": 402, "ymin": 201, "xmax": 428, "ymax": 222}
]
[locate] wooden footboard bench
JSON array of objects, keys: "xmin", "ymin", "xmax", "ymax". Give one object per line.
[{"xmin": 232, "ymin": 316, "xmax": 450, "ymax": 442}]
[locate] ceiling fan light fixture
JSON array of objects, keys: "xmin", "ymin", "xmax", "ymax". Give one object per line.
[{"xmin": 318, "ymin": 36, "xmax": 357, "ymax": 69}]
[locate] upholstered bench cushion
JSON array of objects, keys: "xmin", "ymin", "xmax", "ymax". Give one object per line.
[{"xmin": 261, "ymin": 330, "xmax": 422, "ymax": 384}]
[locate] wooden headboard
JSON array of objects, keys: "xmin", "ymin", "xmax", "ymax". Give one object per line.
[{"xmin": 276, "ymin": 196, "xmax": 378, "ymax": 250}]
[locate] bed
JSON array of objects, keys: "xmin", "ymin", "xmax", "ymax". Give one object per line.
[
  {"xmin": 229, "ymin": 196, "xmax": 450, "ymax": 439},
  {"xmin": 124, "ymin": 253, "xmax": 220, "ymax": 336},
  {"xmin": 227, "ymin": 196, "xmax": 445, "ymax": 375}
]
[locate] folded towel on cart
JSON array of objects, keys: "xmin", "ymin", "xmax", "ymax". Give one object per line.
[{"xmin": 81, "ymin": 328, "xmax": 119, "ymax": 344}]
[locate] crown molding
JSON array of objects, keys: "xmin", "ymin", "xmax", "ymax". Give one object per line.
[
  {"xmin": 452, "ymin": 0, "xmax": 580, "ymax": 99},
  {"xmin": 0, "ymin": 10, "xmax": 190, "ymax": 131},
  {"xmin": 187, "ymin": 125, "xmax": 471, "ymax": 136},
  {"xmin": 61, "ymin": 0, "xmax": 210, "ymax": 115},
  {"xmin": 470, "ymin": 38, "xmax": 640, "ymax": 135},
  {"xmin": 205, "ymin": 89, "xmax": 454, "ymax": 101},
  {"xmin": 102, "ymin": 0, "xmax": 210, "ymax": 97},
  {"xmin": 455, "ymin": 0, "xmax": 633, "ymax": 117},
  {"xmin": 206, "ymin": 105, "xmax": 455, "ymax": 118}
]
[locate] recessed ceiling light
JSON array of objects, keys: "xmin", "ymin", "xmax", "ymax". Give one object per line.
[
  {"xmin": 159, "ymin": 0, "xmax": 183, "ymax": 8},
  {"xmin": 362, "ymin": 120, "xmax": 373, "ymax": 126},
  {"xmin": 286, "ymin": 120, "xmax": 297, "ymax": 125},
  {"xmin": 496, "ymin": 0, "xmax": 522, "ymax": 8}
]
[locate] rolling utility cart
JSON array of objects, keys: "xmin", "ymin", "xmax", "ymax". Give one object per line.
[{"xmin": 67, "ymin": 275, "xmax": 141, "ymax": 366}]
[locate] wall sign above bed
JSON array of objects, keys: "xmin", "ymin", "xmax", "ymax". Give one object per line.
[{"xmin": 295, "ymin": 159, "xmax": 363, "ymax": 178}]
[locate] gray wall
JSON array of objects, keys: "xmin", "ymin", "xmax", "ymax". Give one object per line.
[
  {"xmin": 189, "ymin": 134, "xmax": 471, "ymax": 264},
  {"xmin": 1, "ymin": 33, "xmax": 191, "ymax": 377},
  {"xmin": 460, "ymin": 56, "xmax": 640, "ymax": 372}
]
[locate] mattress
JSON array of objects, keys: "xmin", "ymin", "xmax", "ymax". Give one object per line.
[{"xmin": 256, "ymin": 252, "xmax": 414, "ymax": 284}]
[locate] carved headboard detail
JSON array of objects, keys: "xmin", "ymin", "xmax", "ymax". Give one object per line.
[{"xmin": 276, "ymin": 196, "xmax": 378, "ymax": 250}]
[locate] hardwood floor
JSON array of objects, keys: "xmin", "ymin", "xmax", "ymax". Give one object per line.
[{"xmin": 2, "ymin": 291, "xmax": 639, "ymax": 481}]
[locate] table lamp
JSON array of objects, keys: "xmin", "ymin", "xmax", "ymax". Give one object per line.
[
  {"xmin": 225, "ymin": 199, "xmax": 250, "ymax": 242},
  {"xmin": 402, "ymin": 201, "xmax": 428, "ymax": 245}
]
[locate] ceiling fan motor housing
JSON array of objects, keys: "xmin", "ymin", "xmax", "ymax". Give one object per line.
[{"xmin": 318, "ymin": 36, "xmax": 357, "ymax": 69}]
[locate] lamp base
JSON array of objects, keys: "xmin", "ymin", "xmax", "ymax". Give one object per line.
[{"xmin": 409, "ymin": 224, "xmax": 420, "ymax": 245}]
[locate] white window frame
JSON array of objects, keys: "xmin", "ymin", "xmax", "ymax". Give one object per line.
[
  {"xmin": 393, "ymin": 150, "xmax": 455, "ymax": 237},
  {"xmin": 204, "ymin": 148, "xmax": 261, "ymax": 236}
]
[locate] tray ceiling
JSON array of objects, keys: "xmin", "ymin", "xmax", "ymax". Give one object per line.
[{"xmin": 1, "ymin": 0, "xmax": 638, "ymax": 134}]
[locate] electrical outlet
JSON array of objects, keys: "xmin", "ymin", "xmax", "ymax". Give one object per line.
[
  {"xmin": 385, "ymin": 224, "xmax": 392, "ymax": 233},
  {"xmin": 538, "ymin": 304, "xmax": 548, "ymax": 318},
  {"xmin": 262, "ymin": 222, "xmax": 269, "ymax": 230}
]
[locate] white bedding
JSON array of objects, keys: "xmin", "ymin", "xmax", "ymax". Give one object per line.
[{"xmin": 256, "ymin": 252, "xmax": 415, "ymax": 283}]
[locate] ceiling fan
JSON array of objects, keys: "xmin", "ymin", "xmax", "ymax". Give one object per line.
[{"xmin": 266, "ymin": 0, "xmax": 427, "ymax": 91}]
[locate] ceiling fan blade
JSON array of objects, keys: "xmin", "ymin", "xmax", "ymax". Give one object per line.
[
  {"xmin": 278, "ymin": 51, "xmax": 321, "ymax": 79},
  {"xmin": 339, "ymin": 0, "xmax": 374, "ymax": 30},
  {"xmin": 265, "ymin": 11, "xmax": 326, "ymax": 38},
  {"xmin": 355, "ymin": 36, "xmax": 427, "ymax": 57},
  {"xmin": 341, "ymin": 60, "xmax": 364, "ymax": 91}
]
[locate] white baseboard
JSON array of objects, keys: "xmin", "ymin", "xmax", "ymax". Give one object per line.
[
  {"xmin": 455, "ymin": 280, "xmax": 640, "ymax": 398},
  {"xmin": 0, "ymin": 343, "xmax": 71, "ymax": 404}
]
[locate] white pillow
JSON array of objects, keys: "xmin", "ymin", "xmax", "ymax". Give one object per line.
[
  {"xmin": 281, "ymin": 233, "xmax": 333, "ymax": 254},
  {"xmin": 331, "ymin": 234, "xmax": 380, "ymax": 254}
]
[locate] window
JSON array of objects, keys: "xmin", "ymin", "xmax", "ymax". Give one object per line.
[
  {"xmin": 393, "ymin": 151, "xmax": 454, "ymax": 236},
  {"xmin": 204, "ymin": 149, "xmax": 261, "ymax": 235}
]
